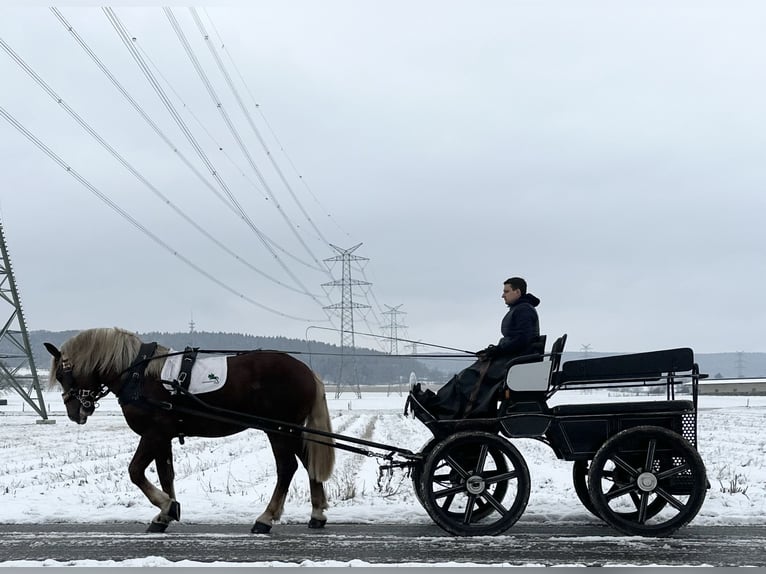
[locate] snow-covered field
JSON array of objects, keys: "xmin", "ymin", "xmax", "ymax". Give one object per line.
[{"xmin": 1, "ymin": 387, "xmax": 764, "ymax": 566}]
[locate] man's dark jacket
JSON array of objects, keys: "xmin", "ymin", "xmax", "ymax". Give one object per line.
[{"xmin": 494, "ymin": 292, "xmax": 541, "ymax": 357}]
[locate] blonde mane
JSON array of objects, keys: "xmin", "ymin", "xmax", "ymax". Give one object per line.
[{"xmin": 51, "ymin": 327, "xmax": 168, "ymax": 385}]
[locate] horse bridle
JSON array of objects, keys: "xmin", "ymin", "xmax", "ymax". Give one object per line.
[{"xmin": 56, "ymin": 357, "xmax": 110, "ymax": 412}]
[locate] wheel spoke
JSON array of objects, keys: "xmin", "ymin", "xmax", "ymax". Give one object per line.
[
  {"xmin": 444, "ymin": 455, "xmax": 470, "ymax": 479},
  {"xmin": 432, "ymin": 472, "xmax": 453, "ymax": 483},
  {"xmin": 605, "ymin": 481, "xmax": 637, "ymax": 501},
  {"xmin": 637, "ymin": 492, "xmax": 650, "ymax": 523},
  {"xmin": 656, "ymin": 462, "xmax": 691, "ymax": 481},
  {"xmin": 433, "ymin": 483, "xmax": 466, "ymax": 500},
  {"xmin": 484, "ymin": 469, "xmax": 518, "ymax": 486},
  {"xmin": 644, "ymin": 439, "xmax": 657, "ymax": 472},
  {"xmin": 462, "ymin": 494, "xmax": 477, "ymax": 524},
  {"xmin": 654, "ymin": 486, "xmax": 687, "ymax": 511},
  {"xmin": 439, "ymin": 492, "xmax": 457, "ymax": 512},
  {"xmin": 478, "ymin": 491, "xmax": 509, "ymax": 515},
  {"xmin": 474, "ymin": 445, "xmax": 489, "ymax": 474},
  {"xmin": 611, "ymin": 455, "xmax": 639, "ymax": 478}
]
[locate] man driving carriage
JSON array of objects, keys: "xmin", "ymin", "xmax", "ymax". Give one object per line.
[{"xmin": 412, "ymin": 276, "xmax": 542, "ymax": 419}]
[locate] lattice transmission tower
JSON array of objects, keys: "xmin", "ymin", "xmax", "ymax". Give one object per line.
[
  {"xmin": 382, "ymin": 304, "xmax": 407, "ymax": 397},
  {"xmin": 382, "ymin": 304, "xmax": 407, "ymax": 355},
  {"xmin": 322, "ymin": 243, "xmax": 370, "ymax": 398},
  {"xmin": 0, "ymin": 221, "xmax": 51, "ymax": 422}
]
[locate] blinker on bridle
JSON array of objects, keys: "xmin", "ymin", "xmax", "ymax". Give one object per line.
[{"xmin": 57, "ymin": 357, "xmax": 109, "ymax": 411}]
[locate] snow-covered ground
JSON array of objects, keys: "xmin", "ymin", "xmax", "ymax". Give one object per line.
[{"xmin": 1, "ymin": 387, "xmax": 764, "ymax": 566}]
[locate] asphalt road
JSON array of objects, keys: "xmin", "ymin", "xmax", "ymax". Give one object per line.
[{"xmin": 0, "ymin": 522, "xmax": 765, "ymax": 566}]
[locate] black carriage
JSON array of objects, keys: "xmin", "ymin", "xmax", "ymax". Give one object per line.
[{"xmin": 403, "ymin": 334, "xmax": 709, "ymax": 537}]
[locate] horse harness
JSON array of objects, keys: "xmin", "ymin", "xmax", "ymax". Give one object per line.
[
  {"xmin": 58, "ymin": 342, "xmax": 199, "ymax": 417},
  {"xmin": 118, "ymin": 344, "xmax": 200, "ymax": 403}
]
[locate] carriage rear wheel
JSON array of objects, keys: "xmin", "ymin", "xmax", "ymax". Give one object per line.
[
  {"xmin": 573, "ymin": 459, "xmax": 667, "ymax": 521},
  {"xmin": 419, "ymin": 431, "xmax": 530, "ymax": 536},
  {"xmin": 588, "ymin": 425, "xmax": 707, "ymax": 537}
]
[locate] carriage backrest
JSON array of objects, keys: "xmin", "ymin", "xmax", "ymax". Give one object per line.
[
  {"xmin": 555, "ymin": 347, "xmax": 694, "ymax": 388},
  {"xmin": 504, "ymin": 334, "xmax": 567, "ymax": 392}
]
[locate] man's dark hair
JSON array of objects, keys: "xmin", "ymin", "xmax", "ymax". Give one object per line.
[{"xmin": 504, "ymin": 277, "xmax": 527, "ymax": 295}]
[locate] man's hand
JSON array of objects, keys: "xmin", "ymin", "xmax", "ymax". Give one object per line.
[{"xmin": 476, "ymin": 344, "xmax": 498, "ymax": 359}]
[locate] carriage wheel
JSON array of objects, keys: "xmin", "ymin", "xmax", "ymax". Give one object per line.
[
  {"xmin": 420, "ymin": 431, "xmax": 530, "ymax": 536},
  {"xmin": 588, "ymin": 425, "xmax": 707, "ymax": 537},
  {"xmin": 572, "ymin": 460, "xmax": 599, "ymax": 516},
  {"xmin": 573, "ymin": 459, "xmax": 667, "ymax": 520},
  {"xmin": 412, "ymin": 438, "xmax": 440, "ymax": 507},
  {"xmin": 416, "ymin": 441, "xmax": 510, "ymax": 522}
]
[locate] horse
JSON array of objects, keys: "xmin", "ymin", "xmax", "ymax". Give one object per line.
[{"xmin": 44, "ymin": 327, "xmax": 335, "ymax": 534}]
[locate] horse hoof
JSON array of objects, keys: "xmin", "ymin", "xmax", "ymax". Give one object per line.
[
  {"xmin": 168, "ymin": 500, "xmax": 181, "ymax": 521},
  {"xmin": 147, "ymin": 521, "xmax": 169, "ymax": 533},
  {"xmin": 251, "ymin": 521, "xmax": 272, "ymax": 534},
  {"xmin": 308, "ymin": 518, "xmax": 327, "ymax": 529}
]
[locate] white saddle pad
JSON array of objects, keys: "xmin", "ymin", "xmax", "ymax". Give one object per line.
[{"xmin": 160, "ymin": 350, "xmax": 228, "ymax": 395}]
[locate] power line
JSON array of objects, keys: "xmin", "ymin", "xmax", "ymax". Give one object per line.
[
  {"xmin": 190, "ymin": 7, "xmax": 333, "ymax": 252},
  {"xmin": 0, "ymin": 105, "xmax": 323, "ymax": 323},
  {"xmin": 2, "ymin": 28, "xmax": 314, "ymax": 298},
  {"xmin": 103, "ymin": 8, "xmax": 334, "ymax": 319},
  {"xmin": 201, "ymin": 7, "xmax": 351, "ymax": 241},
  {"xmin": 165, "ymin": 8, "xmax": 329, "ymax": 275}
]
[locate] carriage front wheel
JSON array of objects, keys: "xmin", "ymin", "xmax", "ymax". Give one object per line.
[
  {"xmin": 419, "ymin": 431, "xmax": 530, "ymax": 536},
  {"xmin": 588, "ymin": 425, "xmax": 707, "ymax": 537}
]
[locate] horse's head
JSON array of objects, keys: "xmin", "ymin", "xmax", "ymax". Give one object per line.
[{"xmin": 45, "ymin": 340, "xmax": 111, "ymax": 425}]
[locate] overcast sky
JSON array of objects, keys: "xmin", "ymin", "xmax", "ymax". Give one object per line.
[{"xmin": 0, "ymin": 1, "xmax": 764, "ymax": 356}]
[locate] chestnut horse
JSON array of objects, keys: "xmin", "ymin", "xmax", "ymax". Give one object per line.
[{"xmin": 45, "ymin": 327, "xmax": 335, "ymax": 533}]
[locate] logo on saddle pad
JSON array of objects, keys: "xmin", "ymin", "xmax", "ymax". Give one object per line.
[{"xmin": 160, "ymin": 351, "xmax": 228, "ymax": 395}]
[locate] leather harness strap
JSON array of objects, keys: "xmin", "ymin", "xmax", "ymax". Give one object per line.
[
  {"xmin": 177, "ymin": 347, "xmax": 199, "ymax": 392},
  {"xmin": 117, "ymin": 342, "xmax": 158, "ymax": 405}
]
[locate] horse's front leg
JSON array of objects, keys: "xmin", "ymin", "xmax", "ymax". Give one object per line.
[{"xmin": 128, "ymin": 434, "xmax": 180, "ymax": 533}]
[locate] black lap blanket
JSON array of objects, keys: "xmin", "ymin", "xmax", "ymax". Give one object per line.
[{"xmin": 421, "ymin": 358, "xmax": 509, "ymax": 419}]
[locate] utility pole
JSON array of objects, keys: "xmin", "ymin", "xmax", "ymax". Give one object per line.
[
  {"xmin": 0, "ymin": 221, "xmax": 52, "ymax": 422},
  {"xmin": 322, "ymin": 243, "xmax": 370, "ymax": 398}
]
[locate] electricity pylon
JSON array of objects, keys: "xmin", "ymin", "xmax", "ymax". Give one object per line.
[
  {"xmin": 0, "ymin": 221, "xmax": 51, "ymax": 422},
  {"xmin": 382, "ymin": 304, "xmax": 407, "ymax": 397},
  {"xmin": 322, "ymin": 243, "xmax": 370, "ymax": 398},
  {"xmin": 382, "ymin": 304, "xmax": 406, "ymax": 355}
]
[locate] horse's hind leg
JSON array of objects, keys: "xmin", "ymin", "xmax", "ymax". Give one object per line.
[
  {"xmin": 307, "ymin": 478, "xmax": 329, "ymax": 529},
  {"xmin": 252, "ymin": 436, "xmax": 299, "ymax": 534},
  {"xmin": 128, "ymin": 435, "xmax": 180, "ymax": 533},
  {"xmin": 297, "ymin": 446, "xmax": 329, "ymax": 528}
]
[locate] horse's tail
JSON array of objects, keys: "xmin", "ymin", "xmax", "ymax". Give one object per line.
[{"xmin": 305, "ymin": 373, "xmax": 335, "ymax": 482}]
